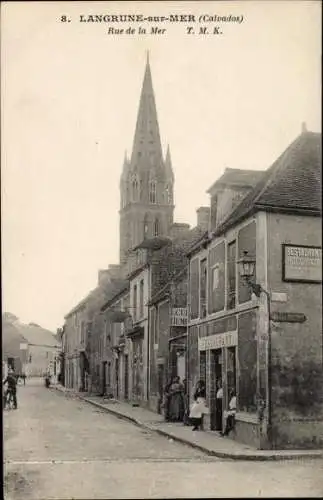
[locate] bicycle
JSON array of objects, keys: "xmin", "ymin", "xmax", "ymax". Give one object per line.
[{"xmin": 4, "ymin": 390, "xmax": 17, "ymax": 410}]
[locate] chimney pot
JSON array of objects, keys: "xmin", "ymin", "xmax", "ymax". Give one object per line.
[{"xmin": 301, "ymin": 122, "xmax": 307, "ymax": 133}]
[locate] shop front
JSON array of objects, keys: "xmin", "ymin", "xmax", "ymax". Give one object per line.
[{"xmin": 197, "ymin": 310, "xmax": 262, "ymax": 448}]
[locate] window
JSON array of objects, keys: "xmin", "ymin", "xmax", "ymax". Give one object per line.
[
  {"xmin": 153, "ymin": 218, "xmax": 160, "ymax": 237},
  {"xmin": 227, "ymin": 241, "xmax": 236, "ymax": 309},
  {"xmin": 143, "ymin": 215, "xmax": 149, "ymax": 239},
  {"xmin": 200, "ymin": 258, "xmax": 207, "ymax": 318},
  {"xmin": 139, "ymin": 280, "xmax": 144, "ymax": 318},
  {"xmin": 165, "ymin": 184, "xmax": 171, "ymax": 204},
  {"xmin": 132, "ymin": 175, "xmax": 139, "ymax": 202},
  {"xmin": 211, "ymin": 264, "xmax": 220, "ymax": 290},
  {"xmin": 81, "ymin": 321, "xmax": 85, "ymax": 344},
  {"xmin": 149, "ymin": 180, "xmax": 157, "ymax": 203},
  {"xmin": 133, "ymin": 284, "xmax": 137, "ymax": 322},
  {"xmin": 199, "ymin": 351, "xmax": 207, "ymax": 384}
]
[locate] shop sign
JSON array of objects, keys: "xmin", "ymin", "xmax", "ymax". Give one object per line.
[
  {"xmin": 198, "ymin": 330, "xmax": 238, "ymax": 351},
  {"xmin": 270, "ymin": 312, "xmax": 306, "ymax": 323},
  {"xmin": 171, "ymin": 308, "xmax": 187, "ymax": 326},
  {"xmin": 20, "ymin": 343, "xmax": 28, "ymax": 350},
  {"xmin": 282, "ymin": 244, "xmax": 321, "ymax": 283}
]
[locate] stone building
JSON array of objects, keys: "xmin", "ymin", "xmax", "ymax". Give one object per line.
[{"xmin": 187, "ymin": 129, "xmax": 322, "ymax": 450}]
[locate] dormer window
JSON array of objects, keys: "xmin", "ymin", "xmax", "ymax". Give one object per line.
[{"xmin": 149, "ymin": 180, "xmax": 157, "ymax": 204}]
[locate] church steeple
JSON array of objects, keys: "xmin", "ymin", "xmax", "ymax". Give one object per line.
[
  {"xmin": 130, "ymin": 54, "xmax": 163, "ymax": 167},
  {"xmin": 119, "ymin": 55, "xmax": 175, "ymax": 265}
]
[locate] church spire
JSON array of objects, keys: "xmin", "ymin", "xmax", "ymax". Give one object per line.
[
  {"xmin": 130, "ymin": 55, "xmax": 163, "ymax": 167},
  {"xmin": 165, "ymin": 144, "xmax": 174, "ymax": 181}
]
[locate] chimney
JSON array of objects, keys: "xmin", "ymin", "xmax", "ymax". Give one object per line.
[
  {"xmin": 98, "ymin": 269, "xmax": 111, "ymax": 286},
  {"xmin": 170, "ymin": 223, "xmax": 191, "ymax": 239},
  {"xmin": 196, "ymin": 207, "xmax": 210, "ymax": 231},
  {"xmin": 107, "ymin": 264, "xmax": 122, "ymax": 280},
  {"xmin": 301, "ymin": 122, "xmax": 307, "ymax": 133}
]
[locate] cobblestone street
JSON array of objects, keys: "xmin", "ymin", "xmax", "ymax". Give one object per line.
[{"xmin": 4, "ymin": 380, "xmax": 323, "ymax": 499}]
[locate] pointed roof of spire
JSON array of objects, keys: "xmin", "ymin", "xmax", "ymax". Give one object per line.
[
  {"xmin": 165, "ymin": 144, "xmax": 174, "ymax": 181},
  {"xmin": 120, "ymin": 150, "xmax": 130, "ymax": 182},
  {"xmin": 130, "ymin": 54, "xmax": 163, "ymax": 169}
]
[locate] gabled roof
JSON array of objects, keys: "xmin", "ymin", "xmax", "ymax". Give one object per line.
[
  {"xmin": 3, "ymin": 321, "xmax": 58, "ymax": 348},
  {"xmin": 207, "ymin": 168, "xmax": 264, "ymax": 193},
  {"xmin": 214, "ymin": 131, "xmax": 321, "ymax": 235}
]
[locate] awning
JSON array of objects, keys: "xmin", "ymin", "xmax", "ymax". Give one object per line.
[
  {"xmin": 107, "ymin": 310, "xmax": 130, "ymax": 323},
  {"xmin": 126, "ymin": 326, "xmax": 144, "ymax": 339}
]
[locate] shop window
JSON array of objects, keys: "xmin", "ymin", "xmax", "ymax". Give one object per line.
[
  {"xmin": 238, "ymin": 312, "xmax": 258, "ymax": 413},
  {"xmin": 200, "ymin": 258, "xmax": 207, "ymax": 318},
  {"xmin": 199, "ymin": 351, "xmax": 207, "ymax": 383},
  {"xmin": 227, "ymin": 347, "xmax": 237, "ymax": 395},
  {"xmin": 227, "ymin": 241, "xmax": 236, "ymax": 309}
]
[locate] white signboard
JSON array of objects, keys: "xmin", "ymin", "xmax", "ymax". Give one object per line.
[
  {"xmin": 283, "ymin": 245, "xmax": 321, "ymax": 283},
  {"xmin": 20, "ymin": 343, "xmax": 28, "ymax": 350},
  {"xmin": 171, "ymin": 308, "xmax": 187, "ymax": 326},
  {"xmin": 198, "ymin": 330, "xmax": 238, "ymax": 351}
]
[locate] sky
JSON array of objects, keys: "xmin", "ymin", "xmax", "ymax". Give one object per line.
[{"xmin": 2, "ymin": 1, "xmax": 321, "ymax": 331}]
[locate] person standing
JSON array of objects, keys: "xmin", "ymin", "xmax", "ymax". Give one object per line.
[
  {"xmin": 222, "ymin": 390, "xmax": 237, "ymax": 436},
  {"xmin": 215, "ymin": 379, "xmax": 223, "ymax": 431},
  {"xmin": 168, "ymin": 376, "xmax": 185, "ymax": 422},
  {"xmin": 3, "ymin": 368, "xmax": 18, "ymax": 409},
  {"xmin": 189, "ymin": 389, "xmax": 209, "ymax": 431},
  {"xmin": 193, "ymin": 380, "xmax": 206, "ymax": 430}
]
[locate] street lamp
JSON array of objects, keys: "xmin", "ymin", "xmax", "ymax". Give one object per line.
[{"xmin": 237, "ymin": 250, "xmax": 272, "ymax": 448}]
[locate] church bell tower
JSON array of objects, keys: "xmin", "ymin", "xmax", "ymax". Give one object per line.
[{"xmin": 119, "ymin": 54, "xmax": 175, "ymax": 265}]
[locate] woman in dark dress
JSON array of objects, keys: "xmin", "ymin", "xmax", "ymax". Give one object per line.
[{"xmin": 168, "ymin": 376, "xmax": 185, "ymax": 422}]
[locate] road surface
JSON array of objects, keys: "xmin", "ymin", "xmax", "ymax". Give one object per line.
[{"xmin": 4, "ymin": 379, "xmax": 323, "ymax": 499}]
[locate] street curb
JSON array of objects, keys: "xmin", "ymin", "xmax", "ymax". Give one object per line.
[{"xmin": 51, "ymin": 386, "xmax": 323, "ymax": 462}]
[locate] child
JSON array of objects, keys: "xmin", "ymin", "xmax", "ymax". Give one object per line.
[{"xmin": 189, "ymin": 395, "xmax": 209, "ymax": 431}]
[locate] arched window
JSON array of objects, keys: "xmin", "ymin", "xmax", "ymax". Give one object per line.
[
  {"xmin": 153, "ymin": 218, "xmax": 160, "ymax": 237},
  {"xmin": 165, "ymin": 184, "xmax": 171, "ymax": 204},
  {"xmin": 132, "ymin": 175, "xmax": 139, "ymax": 202},
  {"xmin": 143, "ymin": 214, "xmax": 149, "ymax": 238},
  {"xmin": 149, "ymin": 180, "xmax": 157, "ymax": 204}
]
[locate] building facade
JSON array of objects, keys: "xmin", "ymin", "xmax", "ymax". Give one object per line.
[{"xmin": 187, "ymin": 130, "xmax": 322, "ymax": 450}]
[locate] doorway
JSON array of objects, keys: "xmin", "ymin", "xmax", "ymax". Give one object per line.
[
  {"xmin": 115, "ymin": 357, "xmax": 119, "ymax": 399},
  {"xmin": 102, "ymin": 361, "xmax": 107, "ymax": 395},
  {"xmin": 124, "ymin": 355, "xmax": 129, "ymax": 400},
  {"xmin": 210, "ymin": 349, "xmax": 223, "ymax": 431},
  {"xmin": 157, "ymin": 363, "xmax": 165, "ymax": 414}
]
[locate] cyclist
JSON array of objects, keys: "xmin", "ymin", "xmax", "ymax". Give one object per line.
[{"xmin": 3, "ymin": 368, "xmax": 18, "ymax": 409}]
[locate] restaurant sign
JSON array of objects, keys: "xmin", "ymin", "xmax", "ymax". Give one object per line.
[
  {"xmin": 282, "ymin": 244, "xmax": 321, "ymax": 283},
  {"xmin": 198, "ymin": 330, "xmax": 238, "ymax": 351},
  {"xmin": 171, "ymin": 308, "xmax": 187, "ymax": 326}
]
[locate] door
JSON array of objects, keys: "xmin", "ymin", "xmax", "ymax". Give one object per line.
[
  {"xmin": 210, "ymin": 349, "xmax": 223, "ymax": 431},
  {"xmin": 157, "ymin": 364, "xmax": 165, "ymax": 414},
  {"xmin": 124, "ymin": 355, "xmax": 129, "ymax": 400},
  {"xmin": 115, "ymin": 358, "xmax": 119, "ymax": 398},
  {"xmin": 102, "ymin": 361, "xmax": 107, "ymax": 394}
]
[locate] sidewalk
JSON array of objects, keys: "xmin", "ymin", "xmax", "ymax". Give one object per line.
[{"xmin": 51, "ymin": 384, "xmax": 323, "ymax": 461}]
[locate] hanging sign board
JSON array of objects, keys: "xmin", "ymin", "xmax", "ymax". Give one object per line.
[
  {"xmin": 282, "ymin": 244, "xmax": 321, "ymax": 283},
  {"xmin": 171, "ymin": 308, "xmax": 187, "ymax": 326}
]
